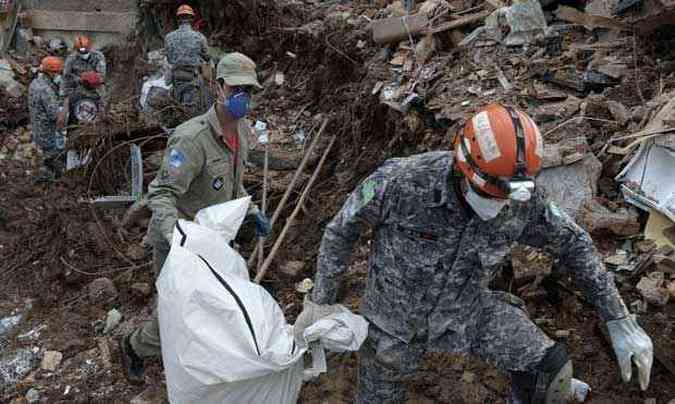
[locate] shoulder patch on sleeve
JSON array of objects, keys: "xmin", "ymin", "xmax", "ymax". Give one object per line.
[
  {"xmin": 168, "ymin": 148, "xmax": 186, "ymax": 175},
  {"xmin": 361, "ymin": 180, "xmax": 377, "ymax": 204}
]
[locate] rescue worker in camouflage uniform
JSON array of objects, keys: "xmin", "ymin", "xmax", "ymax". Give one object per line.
[
  {"xmin": 165, "ymin": 4, "xmax": 209, "ymax": 115},
  {"xmin": 28, "ymin": 56, "xmax": 66, "ymax": 181},
  {"xmin": 62, "ymin": 35, "xmax": 107, "ymax": 99},
  {"xmin": 119, "ymin": 52, "xmax": 270, "ymax": 384},
  {"xmin": 312, "ymin": 104, "xmax": 654, "ymax": 403}
]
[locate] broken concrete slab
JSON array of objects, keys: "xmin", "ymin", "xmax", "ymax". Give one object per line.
[
  {"xmin": 538, "ymin": 153, "xmax": 602, "ymax": 221},
  {"xmin": 40, "ymin": 351, "xmax": 63, "ymax": 372},
  {"xmin": 532, "ymin": 96, "xmax": 582, "ymax": 123},
  {"xmin": 636, "ymin": 272, "xmax": 670, "ymax": 306},
  {"xmin": 0, "ymin": 59, "xmax": 25, "ymax": 98},
  {"xmin": 607, "ymin": 100, "xmax": 630, "ymax": 126},
  {"xmin": 541, "ymin": 136, "xmax": 590, "ymax": 168},
  {"xmin": 579, "ymin": 200, "xmax": 641, "ymax": 236}
]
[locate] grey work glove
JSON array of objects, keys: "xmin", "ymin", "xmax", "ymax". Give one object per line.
[
  {"xmin": 293, "ymin": 298, "xmax": 344, "ymax": 348},
  {"xmin": 606, "ymin": 316, "xmax": 653, "ymax": 390}
]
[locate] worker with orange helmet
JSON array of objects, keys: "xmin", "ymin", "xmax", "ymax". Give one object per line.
[
  {"xmin": 165, "ymin": 4, "xmax": 209, "ymax": 115},
  {"xmin": 28, "ymin": 56, "xmax": 66, "ymax": 181},
  {"xmin": 62, "ymin": 35, "xmax": 107, "ymax": 98},
  {"xmin": 311, "ymin": 104, "xmax": 653, "ymax": 403}
]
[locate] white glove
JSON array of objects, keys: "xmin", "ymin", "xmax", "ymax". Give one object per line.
[
  {"xmin": 293, "ymin": 299, "xmax": 344, "ymax": 348},
  {"xmin": 606, "ymin": 316, "xmax": 653, "ymax": 390}
]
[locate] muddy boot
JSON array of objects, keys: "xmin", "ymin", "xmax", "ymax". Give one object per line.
[{"xmin": 119, "ymin": 333, "xmax": 145, "ymax": 385}]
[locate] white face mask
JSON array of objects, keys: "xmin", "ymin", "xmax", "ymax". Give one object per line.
[
  {"xmin": 464, "ymin": 182, "xmax": 509, "ymax": 221},
  {"xmin": 80, "ymin": 52, "xmax": 90, "ymax": 60},
  {"xmin": 52, "ymin": 74, "xmax": 62, "ymax": 86}
]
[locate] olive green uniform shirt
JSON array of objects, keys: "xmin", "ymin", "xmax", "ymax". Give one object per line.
[{"xmin": 147, "ymin": 106, "xmax": 256, "ymax": 242}]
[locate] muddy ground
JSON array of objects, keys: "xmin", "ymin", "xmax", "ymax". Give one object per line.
[{"xmin": 1, "ymin": 0, "xmax": 675, "ymax": 402}]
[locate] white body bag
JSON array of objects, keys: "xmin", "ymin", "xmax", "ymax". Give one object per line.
[{"xmin": 156, "ymin": 197, "xmax": 368, "ymax": 403}]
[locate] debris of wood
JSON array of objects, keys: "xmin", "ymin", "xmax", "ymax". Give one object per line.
[
  {"xmin": 428, "ymin": 9, "xmax": 491, "ymax": 34},
  {"xmin": 371, "ymin": 13, "xmax": 429, "ymax": 44},
  {"xmin": 579, "ymin": 200, "xmax": 641, "ymax": 237},
  {"xmin": 553, "ymin": 6, "xmax": 630, "ymax": 31},
  {"xmin": 255, "ymin": 134, "xmax": 337, "ymax": 283}
]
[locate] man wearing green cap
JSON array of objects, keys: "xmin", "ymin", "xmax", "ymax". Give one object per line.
[{"xmin": 119, "ymin": 52, "xmax": 271, "ymax": 384}]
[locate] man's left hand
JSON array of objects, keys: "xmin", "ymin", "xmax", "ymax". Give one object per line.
[
  {"xmin": 607, "ymin": 315, "xmax": 653, "ymax": 390},
  {"xmin": 255, "ymin": 211, "xmax": 271, "ymax": 238}
]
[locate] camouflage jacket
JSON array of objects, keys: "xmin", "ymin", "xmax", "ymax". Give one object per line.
[
  {"xmin": 312, "ymin": 151, "xmax": 629, "ymax": 345},
  {"xmin": 146, "ymin": 106, "xmax": 255, "ymax": 242},
  {"xmin": 165, "ymin": 23, "xmax": 208, "ymax": 68},
  {"xmin": 62, "ymin": 50, "xmax": 107, "ymax": 96},
  {"xmin": 28, "ymin": 74, "xmax": 62, "ymax": 148}
]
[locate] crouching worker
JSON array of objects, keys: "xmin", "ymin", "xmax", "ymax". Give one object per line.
[
  {"xmin": 119, "ymin": 52, "xmax": 271, "ymax": 384},
  {"xmin": 312, "ymin": 104, "xmax": 654, "ymax": 403},
  {"xmin": 29, "ymin": 56, "xmax": 66, "ymax": 182}
]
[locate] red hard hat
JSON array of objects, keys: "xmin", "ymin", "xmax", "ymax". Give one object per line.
[
  {"xmin": 454, "ymin": 104, "xmax": 543, "ymax": 199},
  {"xmin": 40, "ymin": 56, "xmax": 64, "ymax": 74},
  {"xmin": 177, "ymin": 4, "xmax": 195, "ymax": 17},
  {"xmin": 80, "ymin": 71, "xmax": 103, "ymax": 87}
]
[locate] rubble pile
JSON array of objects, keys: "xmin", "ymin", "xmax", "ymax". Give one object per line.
[{"xmin": 0, "ymin": 0, "xmax": 675, "ymax": 402}]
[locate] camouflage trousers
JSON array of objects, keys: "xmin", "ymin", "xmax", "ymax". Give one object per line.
[
  {"xmin": 34, "ymin": 140, "xmax": 65, "ymax": 180},
  {"xmin": 357, "ymin": 293, "xmax": 554, "ymax": 403},
  {"xmin": 128, "ymin": 239, "xmax": 170, "ymax": 358},
  {"xmin": 172, "ymin": 75, "xmax": 211, "ymax": 118}
]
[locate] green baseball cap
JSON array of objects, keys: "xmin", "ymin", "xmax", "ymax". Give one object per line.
[{"xmin": 216, "ymin": 52, "xmax": 262, "ymax": 89}]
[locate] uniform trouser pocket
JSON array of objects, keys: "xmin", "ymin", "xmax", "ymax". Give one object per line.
[
  {"xmin": 472, "ymin": 290, "xmax": 554, "ymax": 373},
  {"xmin": 357, "ymin": 325, "xmax": 426, "ymax": 404}
]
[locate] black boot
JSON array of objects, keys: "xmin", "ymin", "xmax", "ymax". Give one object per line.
[{"xmin": 119, "ymin": 333, "xmax": 145, "ymax": 385}]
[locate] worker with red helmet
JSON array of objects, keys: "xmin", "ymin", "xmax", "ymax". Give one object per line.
[
  {"xmin": 165, "ymin": 4, "xmax": 209, "ymax": 115},
  {"xmin": 62, "ymin": 35, "xmax": 106, "ymax": 98},
  {"xmin": 28, "ymin": 56, "xmax": 66, "ymax": 181},
  {"xmin": 312, "ymin": 104, "xmax": 653, "ymax": 403}
]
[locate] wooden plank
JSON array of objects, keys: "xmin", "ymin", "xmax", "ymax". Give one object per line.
[
  {"xmin": 27, "ymin": 10, "xmax": 136, "ymax": 33},
  {"xmin": 428, "ymin": 9, "xmax": 491, "ymax": 34},
  {"xmin": 371, "ymin": 14, "xmax": 429, "ymax": 44}
]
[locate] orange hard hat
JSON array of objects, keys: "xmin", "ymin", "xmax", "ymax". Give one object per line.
[
  {"xmin": 177, "ymin": 4, "xmax": 195, "ymax": 17},
  {"xmin": 454, "ymin": 104, "xmax": 543, "ymax": 200},
  {"xmin": 74, "ymin": 35, "xmax": 91, "ymax": 50},
  {"xmin": 40, "ymin": 56, "xmax": 64, "ymax": 74}
]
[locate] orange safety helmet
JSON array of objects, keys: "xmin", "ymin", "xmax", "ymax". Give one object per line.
[
  {"xmin": 74, "ymin": 35, "xmax": 91, "ymax": 50},
  {"xmin": 40, "ymin": 56, "xmax": 64, "ymax": 74},
  {"xmin": 176, "ymin": 4, "xmax": 195, "ymax": 17},
  {"xmin": 454, "ymin": 104, "xmax": 543, "ymax": 201}
]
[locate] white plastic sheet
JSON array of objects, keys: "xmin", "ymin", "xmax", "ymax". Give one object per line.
[
  {"xmin": 140, "ymin": 75, "xmax": 172, "ymax": 112},
  {"xmin": 157, "ymin": 198, "xmax": 368, "ymax": 404},
  {"xmin": 616, "ymin": 142, "xmax": 675, "ymax": 223}
]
